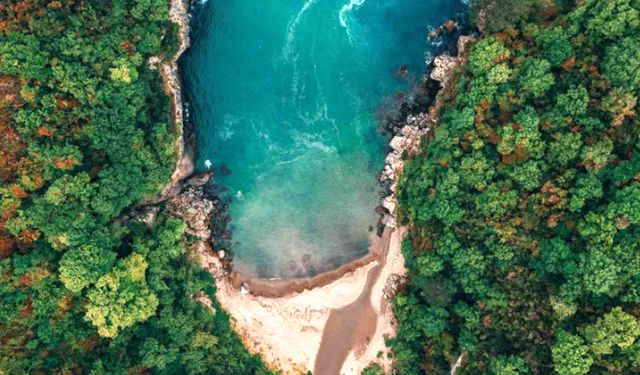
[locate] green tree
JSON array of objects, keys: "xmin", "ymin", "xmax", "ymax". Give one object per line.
[
  {"xmin": 552, "ymin": 331, "xmax": 593, "ymax": 375},
  {"xmin": 489, "ymin": 355, "xmax": 529, "ymax": 375},
  {"xmin": 85, "ymin": 253, "xmax": 158, "ymax": 338},
  {"xmin": 517, "ymin": 58, "xmax": 554, "ymax": 98},
  {"xmin": 469, "ymin": 37, "xmax": 511, "ymax": 77},
  {"xmin": 603, "ymin": 37, "xmax": 640, "ymax": 89},
  {"xmin": 59, "ymin": 245, "xmax": 116, "ymax": 293},
  {"xmin": 582, "ymin": 307, "xmax": 640, "ymax": 357},
  {"xmin": 582, "ymin": 0, "xmax": 640, "ymax": 41},
  {"xmin": 536, "ymin": 27, "xmax": 574, "ymax": 67},
  {"xmin": 557, "ymin": 85, "xmax": 589, "ymax": 117}
]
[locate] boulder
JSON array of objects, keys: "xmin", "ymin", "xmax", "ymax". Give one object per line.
[
  {"xmin": 443, "ymin": 20, "xmax": 457, "ymax": 33},
  {"xmin": 389, "ymin": 136, "xmax": 408, "ymax": 152},
  {"xmin": 457, "ymin": 35, "xmax": 477, "ymax": 56},
  {"xmin": 430, "ymin": 54, "xmax": 458, "ymax": 86},
  {"xmin": 168, "ymin": 185, "xmax": 216, "ymax": 240},
  {"xmin": 186, "ymin": 171, "xmax": 214, "ymax": 187},
  {"xmin": 383, "ymin": 196, "xmax": 396, "ymax": 214},
  {"xmin": 382, "ymin": 214, "xmax": 397, "ymax": 228}
]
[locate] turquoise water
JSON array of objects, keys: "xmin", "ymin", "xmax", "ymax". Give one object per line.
[{"xmin": 182, "ymin": 0, "xmax": 465, "ymax": 278}]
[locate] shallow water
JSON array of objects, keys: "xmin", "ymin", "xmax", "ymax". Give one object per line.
[{"xmin": 181, "ymin": 0, "xmax": 466, "ymax": 278}]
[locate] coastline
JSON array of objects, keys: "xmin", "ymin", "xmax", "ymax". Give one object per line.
[
  {"xmin": 157, "ymin": 0, "xmax": 194, "ymax": 201},
  {"xmin": 161, "ymin": 1, "xmax": 473, "ymax": 372}
]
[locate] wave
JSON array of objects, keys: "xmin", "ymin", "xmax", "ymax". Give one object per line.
[
  {"xmin": 282, "ymin": 0, "xmax": 318, "ymax": 61},
  {"xmin": 338, "ymin": 0, "xmax": 366, "ymax": 41}
]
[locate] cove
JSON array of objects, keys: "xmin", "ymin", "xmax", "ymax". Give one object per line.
[{"xmin": 181, "ymin": 0, "xmax": 466, "ymax": 278}]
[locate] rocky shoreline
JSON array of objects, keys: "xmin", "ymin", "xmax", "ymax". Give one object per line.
[{"xmin": 377, "ymin": 22, "xmax": 476, "ymax": 232}]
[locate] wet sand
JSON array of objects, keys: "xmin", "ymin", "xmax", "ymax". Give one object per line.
[
  {"xmin": 200, "ymin": 227, "xmax": 404, "ymax": 374},
  {"xmin": 228, "ymin": 237, "xmax": 380, "ymax": 298},
  {"xmin": 314, "ymin": 229, "xmax": 391, "ymax": 375}
]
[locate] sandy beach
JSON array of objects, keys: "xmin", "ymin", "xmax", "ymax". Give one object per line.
[{"xmin": 197, "ymin": 227, "xmax": 406, "ymax": 374}]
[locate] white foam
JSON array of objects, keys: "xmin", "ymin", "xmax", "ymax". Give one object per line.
[
  {"xmin": 282, "ymin": 0, "xmax": 318, "ymax": 61},
  {"xmin": 338, "ymin": 0, "xmax": 367, "ymax": 41}
]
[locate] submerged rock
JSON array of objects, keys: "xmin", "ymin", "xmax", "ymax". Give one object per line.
[{"xmin": 186, "ymin": 171, "xmax": 214, "ymax": 187}]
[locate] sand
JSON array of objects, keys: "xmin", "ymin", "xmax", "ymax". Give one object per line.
[
  {"xmin": 338, "ymin": 227, "xmax": 407, "ymax": 374},
  {"xmin": 198, "ymin": 227, "xmax": 406, "ymax": 374}
]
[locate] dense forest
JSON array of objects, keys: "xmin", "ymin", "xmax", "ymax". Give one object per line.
[
  {"xmin": 0, "ymin": 1, "xmax": 266, "ymax": 373},
  {"xmin": 4, "ymin": 0, "xmax": 640, "ymax": 374},
  {"xmin": 392, "ymin": 0, "xmax": 640, "ymax": 373}
]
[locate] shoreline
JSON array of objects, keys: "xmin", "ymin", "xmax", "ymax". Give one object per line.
[{"xmin": 227, "ymin": 238, "xmax": 380, "ymax": 298}]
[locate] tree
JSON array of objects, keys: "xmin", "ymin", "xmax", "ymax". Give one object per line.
[
  {"xmin": 59, "ymin": 245, "xmax": 115, "ymax": 293},
  {"xmin": 85, "ymin": 253, "xmax": 158, "ymax": 338},
  {"xmin": 536, "ymin": 27, "xmax": 574, "ymax": 67},
  {"xmin": 547, "ymin": 132, "xmax": 582, "ymax": 167},
  {"xmin": 602, "ymin": 89, "xmax": 637, "ymax": 126},
  {"xmin": 582, "ymin": 0, "xmax": 640, "ymax": 41},
  {"xmin": 581, "ymin": 137, "xmax": 613, "ymax": 171},
  {"xmin": 582, "ymin": 307, "xmax": 640, "ymax": 357},
  {"xmin": 603, "ymin": 37, "xmax": 640, "ymax": 89},
  {"xmin": 469, "ymin": 37, "xmax": 511, "ymax": 77},
  {"xmin": 470, "ymin": 0, "xmax": 539, "ymax": 33},
  {"xmin": 552, "ymin": 331, "xmax": 593, "ymax": 375},
  {"xmin": 556, "ymin": 85, "xmax": 589, "ymax": 117},
  {"xmin": 518, "ymin": 58, "xmax": 554, "ymax": 98},
  {"xmin": 489, "ymin": 355, "xmax": 529, "ymax": 375}
]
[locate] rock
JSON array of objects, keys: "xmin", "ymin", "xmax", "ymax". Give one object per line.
[
  {"xmin": 186, "ymin": 172, "xmax": 214, "ymax": 187},
  {"xmin": 383, "ymin": 274, "xmax": 407, "ymax": 300},
  {"xmin": 383, "ymin": 196, "xmax": 396, "ymax": 214},
  {"xmin": 389, "ymin": 136, "xmax": 406, "ymax": 152},
  {"xmin": 168, "ymin": 185, "xmax": 216, "ymax": 240},
  {"xmin": 443, "ymin": 20, "xmax": 457, "ymax": 33},
  {"xmin": 457, "ymin": 35, "xmax": 477, "ymax": 56},
  {"xmin": 193, "ymin": 290, "xmax": 216, "ymax": 314},
  {"xmin": 135, "ymin": 206, "xmax": 159, "ymax": 228},
  {"xmin": 217, "ymin": 250, "xmax": 226, "ymax": 259},
  {"xmin": 148, "ymin": 56, "xmax": 161, "ymax": 70},
  {"xmin": 430, "ymin": 54, "xmax": 458, "ymax": 86},
  {"xmin": 240, "ymin": 284, "xmax": 250, "ymax": 295},
  {"xmin": 382, "ymin": 214, "xmax": 397, "ymax": 228},
  {"xmin": 477, "ymin": 9, "xmax": 487, "ymax": 34},
  {"xmin": 427, "ymin": 27, "xmax": 441, "ymax": 40}
]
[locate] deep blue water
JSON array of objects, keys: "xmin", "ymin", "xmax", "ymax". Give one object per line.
[{"xmin": 181, "ymin": 0, "xmax": 466, "ymax": 278}]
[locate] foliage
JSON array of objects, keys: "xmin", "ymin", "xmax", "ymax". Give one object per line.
[
  {"xmin": 392, "ymin": 0, "xmax": 640, "ymax": 373},
  {"xmin": 0, "ymin": 1, "xmax": 268, "ymax": 373}
]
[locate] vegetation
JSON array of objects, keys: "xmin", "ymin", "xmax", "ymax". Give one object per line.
[
  {"xmin": 0, "ymin": 1, "xmax": 266, "ymax": 373},
  {"xmin": 392, "ymin": 0, "xmax": 640, "ymax": 373}
]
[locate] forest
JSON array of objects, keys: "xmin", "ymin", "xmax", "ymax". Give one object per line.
[
  {"xmin": 0, "ymin": 1, "xmax": 266, "ymax": 373},
  {"xmin": 3, "ymin": 0, "xmax": 640, "ymax": 374},
  {"xmin": 392, "ymin": 0, "xmax": 640, "ymax": 373}
]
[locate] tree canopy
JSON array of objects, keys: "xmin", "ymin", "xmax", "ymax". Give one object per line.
[
  {"xmin": 0, "ymin": 1, "xmax": 267, "ymax": 373},
  {"xmin": 391, "ymin": 0, "xmax": 640, "ymax": 373}
]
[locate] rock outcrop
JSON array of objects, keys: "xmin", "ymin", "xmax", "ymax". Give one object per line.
[
  {"xmin": 378, "ymin": 114, "xmax": 433, "ymax": 228},
  {"xmin": 151, "ymin": 0, "xmax": 194, "ymax": 203},
  {"xmin": 379, "ymin": 33, "xmax": 475, "ymax": 229},
  {"xmin": 430, "ymin": 54, "xmax": 459, "ymax": 86},
  {"xmin": 168, "ymin": 183, "xmax": 215, "ymax": 240}
]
